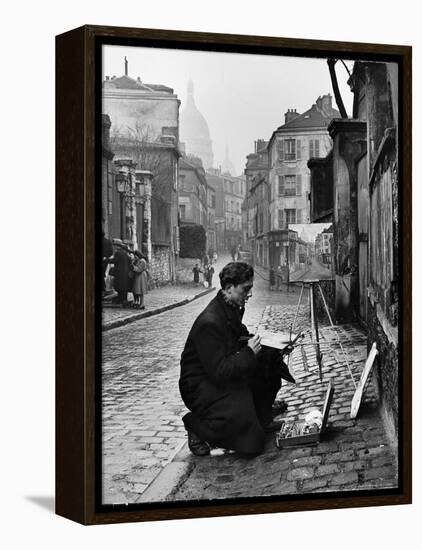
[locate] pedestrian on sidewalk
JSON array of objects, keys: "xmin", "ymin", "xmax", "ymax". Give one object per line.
[
  {"xmin": 192, "ymin": 262, "xmax": 202, "ymax": 286},
  {"xmin": 205, "ymin": 264, "xmax": 215, "ymax": 287},
  {"xmin": 132, "ymin": 250, "xmax": 148, "ymax": 309},
  {"xmin": 109, "ymin": 239, "xmax": 132, "ymax": 306},
  {"xmin": 179, "ymin": 261, "xmax": 295, "ymax": 458},
  {"xmin": 276, "ymin": 265, "xmax": 283, "ymax": 291},
  {"xmin": 269, "ymin": 266, "xmax": 276, "ymax": 291}
]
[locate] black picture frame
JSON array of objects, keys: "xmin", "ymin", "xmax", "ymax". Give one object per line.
[{"xmin": 56, "ymin": 24, "xmax": 412, "ymax": 525}]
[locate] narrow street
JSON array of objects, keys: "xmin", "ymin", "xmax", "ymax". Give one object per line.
[
  {"xmin": 101, "ymin": 256, "xmax": 301, "ymax": 504},
  {"xmin": 102, "ymin": 256, "xmax": 397, "ymax": 505},
  {"xmin": 290, "ymin": 257, "xmax": 333, "ymax": 282}
]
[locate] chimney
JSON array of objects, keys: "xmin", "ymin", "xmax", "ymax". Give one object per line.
[{"xmin": 284, "ymin": 108, "xmax": 299, "ymax": 124}]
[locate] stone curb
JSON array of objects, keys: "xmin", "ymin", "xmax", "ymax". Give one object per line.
[
  {"xmin": 102, "ymin": 287, "xmax": 216, "ymax": 332},
  {"xmin": 137, "ymin": 442, "xmax": 193, "ymax": 503}
]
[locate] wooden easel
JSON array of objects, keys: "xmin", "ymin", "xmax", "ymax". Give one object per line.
[{"xmin": 290, "ymin": 279, "xmax": 357, "ymax": 388}]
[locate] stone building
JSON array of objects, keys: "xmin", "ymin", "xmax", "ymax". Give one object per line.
[
  {"xmin": 102, "ymin": 64, "xmax": 181, "ymax": 285},
  {"xmin": 178, "ymin": 155, "xmax": 208, "ymax": 229},
  {"xmin": 266, "ymin": 94, "xmax": 339, "ymax": 268},
  {"xmin": 223, "ymin": 173, "xmax": 246, "ymax": 252},
  {"xmin": 206, "ymin": 182, "xmax": 216, "ymax": 255},
  {"xmin": 180, "ymin": 80, "xmax": 214, "ymax": 170},
  {"xmin": 206, "ymin": 169, "xmax": 225, "ymax": 254},
  {"xmin": 243, "ymin": 139, "xmax": 270, "ymax": 267},
  {"xmin": 308, "ymin": 61, "xmax": 399, "ymax": 444}
]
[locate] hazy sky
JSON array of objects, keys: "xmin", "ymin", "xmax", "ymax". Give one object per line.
[{"xmin": 103, "ymin": 45, "xmax": 354, "ymax": 176}]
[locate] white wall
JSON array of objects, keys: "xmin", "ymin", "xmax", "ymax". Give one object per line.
[{"xmin": 2, "ymin": 1, "xmax": 420, "ymax": 549}]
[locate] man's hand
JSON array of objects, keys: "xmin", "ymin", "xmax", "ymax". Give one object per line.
[
  {"xmin": 280, "ymin": 344, "xmax": 294, "ymax": 358},
  {"xmin": 247, "ymin": 334, "xmax": 262, "ymax": 355}
]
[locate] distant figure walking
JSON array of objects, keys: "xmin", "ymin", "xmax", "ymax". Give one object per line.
[
  {"xmin": 132, "ymin": 250, "xmax": 148, "ymax": 309},
  {"xmin": 205, "ymin": 264, "xmax": 215, "ymax": 287},
  {"xmin": 269, "ymin": 266, "xmax": 276, "ymax": 291},
  {"xmin": 193, "ymin": 262, "xmax": 202, "ymax": 285},
  {"xmin": 231, "ymin": 245, "xmax": 237, "ymax": 261}
]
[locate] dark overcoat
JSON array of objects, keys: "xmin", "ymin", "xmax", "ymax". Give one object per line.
[
  {"xmin": 110, "ymin": 247, "xmax": 132, "ymax": 293},
  {"xmin": 179, "ymin": 290, "xmax": 283, "ymax": 455}
]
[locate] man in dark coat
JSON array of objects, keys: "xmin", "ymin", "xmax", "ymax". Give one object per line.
[
  {"xmin": 179, "ymin": 262, "xmax": 294, "ymax": 457},
  {"xmin": 109, "ymin": 239, "xmax": 132, "ymax": 305}
]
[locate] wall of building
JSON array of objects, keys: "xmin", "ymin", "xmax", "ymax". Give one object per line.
[
  {"xmin": 103, "ymin": 92, "xmax": 179, "ymax": 142},
  {"xmin": 150, "ymin": 244, "xmax": 171, "ymax": 286},
  {"xmin": 268, "ymin": 131, "xmax": 332, "ymax": 231}
]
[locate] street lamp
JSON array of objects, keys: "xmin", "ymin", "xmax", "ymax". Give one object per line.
[{"xmin": 115, "ymin": 170, "xmax": 133, "ymax": 242}]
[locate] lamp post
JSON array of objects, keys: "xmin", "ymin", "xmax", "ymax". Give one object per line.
[{"xmin": 114, "ymin": 159, "xmax": 137, "ymax": 246}]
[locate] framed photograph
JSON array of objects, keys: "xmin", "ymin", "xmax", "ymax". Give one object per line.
[{"xmin": 56, "ymin": 25, "xmax": 411, "ymax": 525}]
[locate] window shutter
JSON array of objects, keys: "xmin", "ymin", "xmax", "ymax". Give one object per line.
[
  {"xmin": 296, "ymin": 139, "xmax": 301, "ymax": 160},
  {"xmin": 278, "ymin": 209, "xmax": 284, "ymax": 229},
  {"xmin": 278, "ymin": 140, "xmax": 284, "ymax": 161},
  {"xmin": 278, "ymin": 175, "xmax": 284, "ymax": 196},
  {"xmin": 296, "ymin": 174, "xmax": 302, "ymax": 196},
  {"xmin": 309, "ymin": 140, "xmax": 314, "ymax": 159},
  {"xmin": 315, "ymin": 139, "xmax": 320, "ymax": 158}
]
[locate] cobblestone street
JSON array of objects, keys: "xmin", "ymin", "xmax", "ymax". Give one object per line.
[{"xmin": 101, "ymin": 258, "xmax": 398, "ymax": 505}]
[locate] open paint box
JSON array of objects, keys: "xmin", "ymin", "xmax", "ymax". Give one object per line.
[{"xmin": 275, "ymin": 381, "xmax": 335, "ymax": 448}]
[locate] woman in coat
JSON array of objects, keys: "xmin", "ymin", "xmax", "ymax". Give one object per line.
[{"xmin": 132, "ymin": 250, "xmax": 148, "ymax": 309}]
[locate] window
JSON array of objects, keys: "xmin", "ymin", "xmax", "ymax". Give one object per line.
[
  {"xmin": 285, "ymin": 139, "xmax": 296, "ymax": 161},
  {"xmin": 278, "ymin": 174, "xmax": 302, "ymax": 196},
  {"xmin": 179, "ymin": 205, "xmax": 186, "ymax": 220},
  {"xmin": 309, "ymin": 139, "xmax": 320, "ymax": 159},
  {"xmin": 284, "ymin": 175, "xmax": 297, "ymax": 196},
  {"xmin": 278, "ymin": 139, "xmax": 302, "ymax": 162},
  {"xmin": 285, "ymin": 209, "xmax": 296, "ymax": 224}
]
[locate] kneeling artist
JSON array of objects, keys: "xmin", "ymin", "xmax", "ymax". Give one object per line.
[{"xmin": 179, "ymin": 262, "xmax": 295, "ymax": 457}]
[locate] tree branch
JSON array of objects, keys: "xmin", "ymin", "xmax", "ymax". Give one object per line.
[{"xmin": 327, "ymin": 58, "xmax": 348, "ymax": 119}]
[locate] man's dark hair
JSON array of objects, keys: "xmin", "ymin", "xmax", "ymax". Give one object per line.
[{"xmin": 219, "ymin": 262, "xmax": 254, "ymax": 289}]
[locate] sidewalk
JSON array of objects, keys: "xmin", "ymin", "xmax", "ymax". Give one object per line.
[
  {"xmin": 102, "ymin": 284, "xmax": 215, "ymax": 331},
  {"xmin": 139, "ymin": 304, "xmax": 398, "ymax": 503}
]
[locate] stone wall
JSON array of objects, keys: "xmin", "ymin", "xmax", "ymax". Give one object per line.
[
  {"xmin": 367, "ymin": 300, "xmax": 399, "ymax": 445},
  {"xmin": 176, "ymin": 256, "xmax": 204, "ymax": 284},
  {"xmin": 150, "ymin": 244, "xmax": 171, "ymax": 287}
]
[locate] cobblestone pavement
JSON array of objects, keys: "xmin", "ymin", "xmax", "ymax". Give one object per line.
[
  {"xmin": 101, "ymin": 258, "xmax": 398, "ymax": 505},
  {"xmin": 165, "ymin": 307, "xmax": 398, "ymax": 502},
  {"xmin": 101, "ymin": 257, "xmax": 302, "ymax": 504}
]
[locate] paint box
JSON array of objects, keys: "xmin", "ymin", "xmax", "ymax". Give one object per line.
[{"xmin": 275, "ymin": 381, "xmax": 335, "ymax": 448}]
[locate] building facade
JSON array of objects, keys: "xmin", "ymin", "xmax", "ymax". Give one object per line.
[
  {"xmin": 223, "ymin": 173, "xmax": 246, "ymax": 252},
  {"xmin": 178, "ymin": 155, "xmax": 208, "ymax": 228},
  {"xmin": 102, "ymin": 66, "xmax": 181, "ymax": 285},
  {"xmin": 243, "ymin": 139, "xmax": 270, "ymax": 266},
  {"xmin": 266, "ymin": 94, "xmax": 338, "ymax": 268},
  {"xmin": 206, "ymin": 169, "xmax": 225, "ymax": 253},
  {"xmin": 308, "ymin": 62, "xmax": 399, "ymax": 443}
]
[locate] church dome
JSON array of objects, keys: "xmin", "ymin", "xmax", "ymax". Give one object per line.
[{"xmin": 180, "ymin": 81, "xmax": 214, "ymax": 169}]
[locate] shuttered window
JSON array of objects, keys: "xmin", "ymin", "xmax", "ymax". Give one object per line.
[
  {"xmin": 296, "ymin": 174, "xmax": 302, "ymax": 196},
  {"xmin": 278, "ymin": 175, "xmax": 284, "ymax": 196},
  {"xmin": 284, "ymin": 175, "xmax": 296, "ymax": 195},
  {"xmin": 285, "ymin": 139, "xmax": 296, "ymax": 161},
  {"xmin": 278, "ymin": 209, "xmax": 284, "ymax": 229},
  {"xmin": 309, "ymin": 139, "xmax": 320, "ymax": 159}
]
